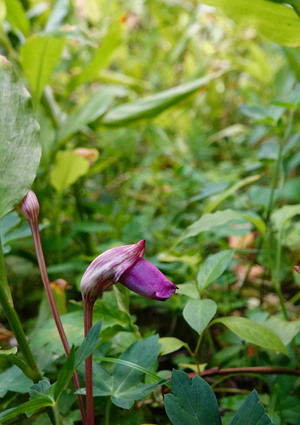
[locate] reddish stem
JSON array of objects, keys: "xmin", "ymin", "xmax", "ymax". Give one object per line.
[
  {"xmin": 163, "ymin": 366, "xmax": 300, "ymax": 394},
  {"xmin": 84, "ymin": 300, "xmax": 95, "ymax": 425},
  {"xmin": 30, "ymin": 223, "xmax": 87, "ymax": 425}
]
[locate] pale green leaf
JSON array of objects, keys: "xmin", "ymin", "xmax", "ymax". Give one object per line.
[
  {"xmin": 4, "ymin": 0, "xmax": 29, "ymax": 36},
  {"xmin": 158, "ymin": 337, "xmax": 185, "ymax": 356},
  {"xmin": 203, "ymin": 0, "xmax": 300, "ymax": 46},
  {"xmin": 56, "ymin": 85, "xmax": 127, "ymax": 145},
  {"xmin": 180, "ymin": 209, "xmax": 241, "ymax": 241},
  {"xmin": 0, "ymin": 0, "xmax": 6, "ymax": 21},
  {"xmin": 183, "ymin": 299, "xmax": 217, "ymax": 335},
  {"xmin": 20, "ymin": 35, "xmax": 66, "ymax": 104},
  {"xmin": 50, "ymin": 151, "xmax": 90, "ymax": 194},
  {"xmin": 205, "ymin": 174, "xmax": 262, "ymax": 213},
  {"xmin": 176, "ymin": 283, "xmax": 200, "ymax": 299},
  {"xmin": 214, "ymin": 317, "xmax": 288, "ymax": 355},
  {"xmin": 197, "ymin": 250, "xmax": 234, "ymax": 291},
  {"xmin": 0, "ymin": 55, "xmax": 41, "ymax": 220},
  {"xmin": 102, "ymin": 70, "xmax": 227, "ymax": 127},
  {"xmin": 73, "ymin": 19, "xmax": 124, "ymax": 86},
  {"xmin": 264, "ymin": 316, "xmax": 300, "ymax": 346},
  {"xmin": 272, "ymin": 204, "xmax": 300, "ymax": 231}
]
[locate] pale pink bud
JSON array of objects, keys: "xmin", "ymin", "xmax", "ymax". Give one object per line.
[
  {"xmin": 80, "ymin": 240, "xmax": 177, "ymax": 304},
  {"xmin": 19, "ymin": 190, "xmax": 40, "ymax": 225}
]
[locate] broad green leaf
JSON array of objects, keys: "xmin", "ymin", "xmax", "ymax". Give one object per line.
[
  {"xmin": 176, "ymin": 283, "xmax": 200, "ymax": 299},
  {"xmin": 4, "ymin": 0, "xmax": 29, "ymax": 36},
  {"xmin": 0, "ymin": 397, "xmax": 53, "ymax": 422},
  {"xmin": 56, "ymin": 85, "xmax": 127, "ymax": 144},
  {"xmin": 0, "ymin": 55, "xmax": 41, "ymax": 220},
  {"xmin": 272, "ymin": 204, "xmax": 300, "ymax": 231},
  {"xmin": 53, "ymin": 346, "xmax": 76, "ymax": 401},
  {"xmin": 264, "ymin": 316, "xmax": 300, "ymax": 346},
  {"xmin": 164, "ymin": 370, "xmax": 222, "ymax": 425},
  {"xmin": 183, "ymin": 299, "xmax": 217, "ymax": 335},
  {"xmin": 205, "ymin": 175, "xmax": 262, "ymax": 213},
  {"xmin": 229, "ymin": 390, "xmax": 275, "ymax": 425},
  {"xmin": 102, "ymin": 70, "xmax": 227, "ymax": 127},
  {"xmin": 197, "ymin": 250, "xmax": 234, "ymax": 291},
  {"xmin": 158, "ymin": 337, "xmax": 185, "ymax": 356},
  {"xmin": 79, "ymin": 336, "xmax": 162, "ymax": 409},
  {"xmin": 203, "ymin": 0, "xmax": 300, "ymax": 46},
  {"xmin": 214, "ymin": 317, "xmax": 288, "ymax": 355},
  {"xmin": 0, "ymin": 366, "xmax": 32, "ymax": 398},
  {"xmin": 93, "ymin": 357, "xmax": 167, "ymax": 385},
  {"xmin": 180, "ymin": 209, "xmax": 241, "ymax": 241},
  {"xmin": 72, "ymin": 19, "xmax": 124, "ymax": 85},
  {"xmin": 75, "ymin": 319, "xmax": 102, "ymax": 367},
  {"xmin": 20, "ymin": 35, "xmax": 66, "ymax": 104},
  {"xmin": 49, "ymin": 151, "xmax": 90, "ymax": 194},
  {"xmin": 44, "ymin": 0, "xmax": 69, "ymax": 32},
  {"xmin": 268, "ymin": 0, "xmax": 300, "ymax": 19},
  {"xmin": 31, "ymin": 293, "xmax": 133, "ymax": 354}
]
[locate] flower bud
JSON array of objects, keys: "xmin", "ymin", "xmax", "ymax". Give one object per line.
[
  {"xmin": 19, "ymin": 190, "xmax": 40, "ymax": 225},
  {"xmin": 80, "ymin": 240, "xmax": 177, "ymax": 303}
]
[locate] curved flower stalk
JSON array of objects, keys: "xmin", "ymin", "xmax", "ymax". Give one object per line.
[
  {"xmin": 81, "ymin": 240, "xmax": 177, "ymax": 425},
  {"xmin": 20, "ymin": 190, "xmax": 87, "ymax": 425}
]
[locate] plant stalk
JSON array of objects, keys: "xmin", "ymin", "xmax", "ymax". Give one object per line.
[
  {"xmin": 28, "ymin": 220, "xmax": 87, "ymax": 424},
  {"xmin": 84, "ymin": 300, "xmax": 95, "ymax": 425},
  {"xmin": 0, "ymin": 239, "xmax": 43, "ymax": 382}
]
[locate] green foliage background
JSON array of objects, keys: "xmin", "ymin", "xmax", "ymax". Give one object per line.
[{"xmin": 1, "ymin": 0, "xmax": 300, "ymax": 424}]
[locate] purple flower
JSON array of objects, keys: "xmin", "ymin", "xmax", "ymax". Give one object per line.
[{"xmin": 80, "ymin": 240, "xmax": 177, "ymax": 304}]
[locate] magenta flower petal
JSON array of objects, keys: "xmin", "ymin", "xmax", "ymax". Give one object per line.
[
  {"xmin": 119, "ymin": 258, "xmax": 177, "ymax": 301},
  {"xmin": 80, "ymin": 240, "xmax": 145, "ymax": 303}
]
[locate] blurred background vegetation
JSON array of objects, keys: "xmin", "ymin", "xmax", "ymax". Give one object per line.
[{"xmin": 2, "ymin": 0, "xmax": 300, "ymax": 424}]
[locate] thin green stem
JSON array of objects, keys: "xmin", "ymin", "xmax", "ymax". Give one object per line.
[
  {"xmin": 5, "ymin": 353, "xmax": 41, "ymax": 381},
  {"xmin": 0, "ymin": 240, "xmax": 13, "ymax": 304},
  {"xmin": 274, "ymin": 230, "xmax": 289, "ymax": 320},
  {"xmin": 105, "ymin": 397, "xmax": 111, "ymax": 425},
  {"xmin": 53, "ymin": 404, "xmax": 63, "ymax": 425},
  {"xmin": 0, "ymin": 239, "xmax": 42, "ymax": 382}
]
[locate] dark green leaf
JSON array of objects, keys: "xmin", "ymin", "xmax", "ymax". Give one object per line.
[
  {"xmin": 0, "ymin": 397, "xmax": 53, "ymax": 422},
  {"xmin": 229, "ymin": 390, "xmax": 275, "ymax": 425},
  {"xmin": 75, "ymin": 319, "xmax": 102, "ymax": 367},
  {"xmin": 164, "ymin": 370, "xmax": 222, "ymax": 425},
  {"xmin": 53, "ymin": 346, "xmax": 76, "ymax": 401},
  {"xmin": 0, "ymin": 366, "xmax": 32, "ymax": 398}
]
